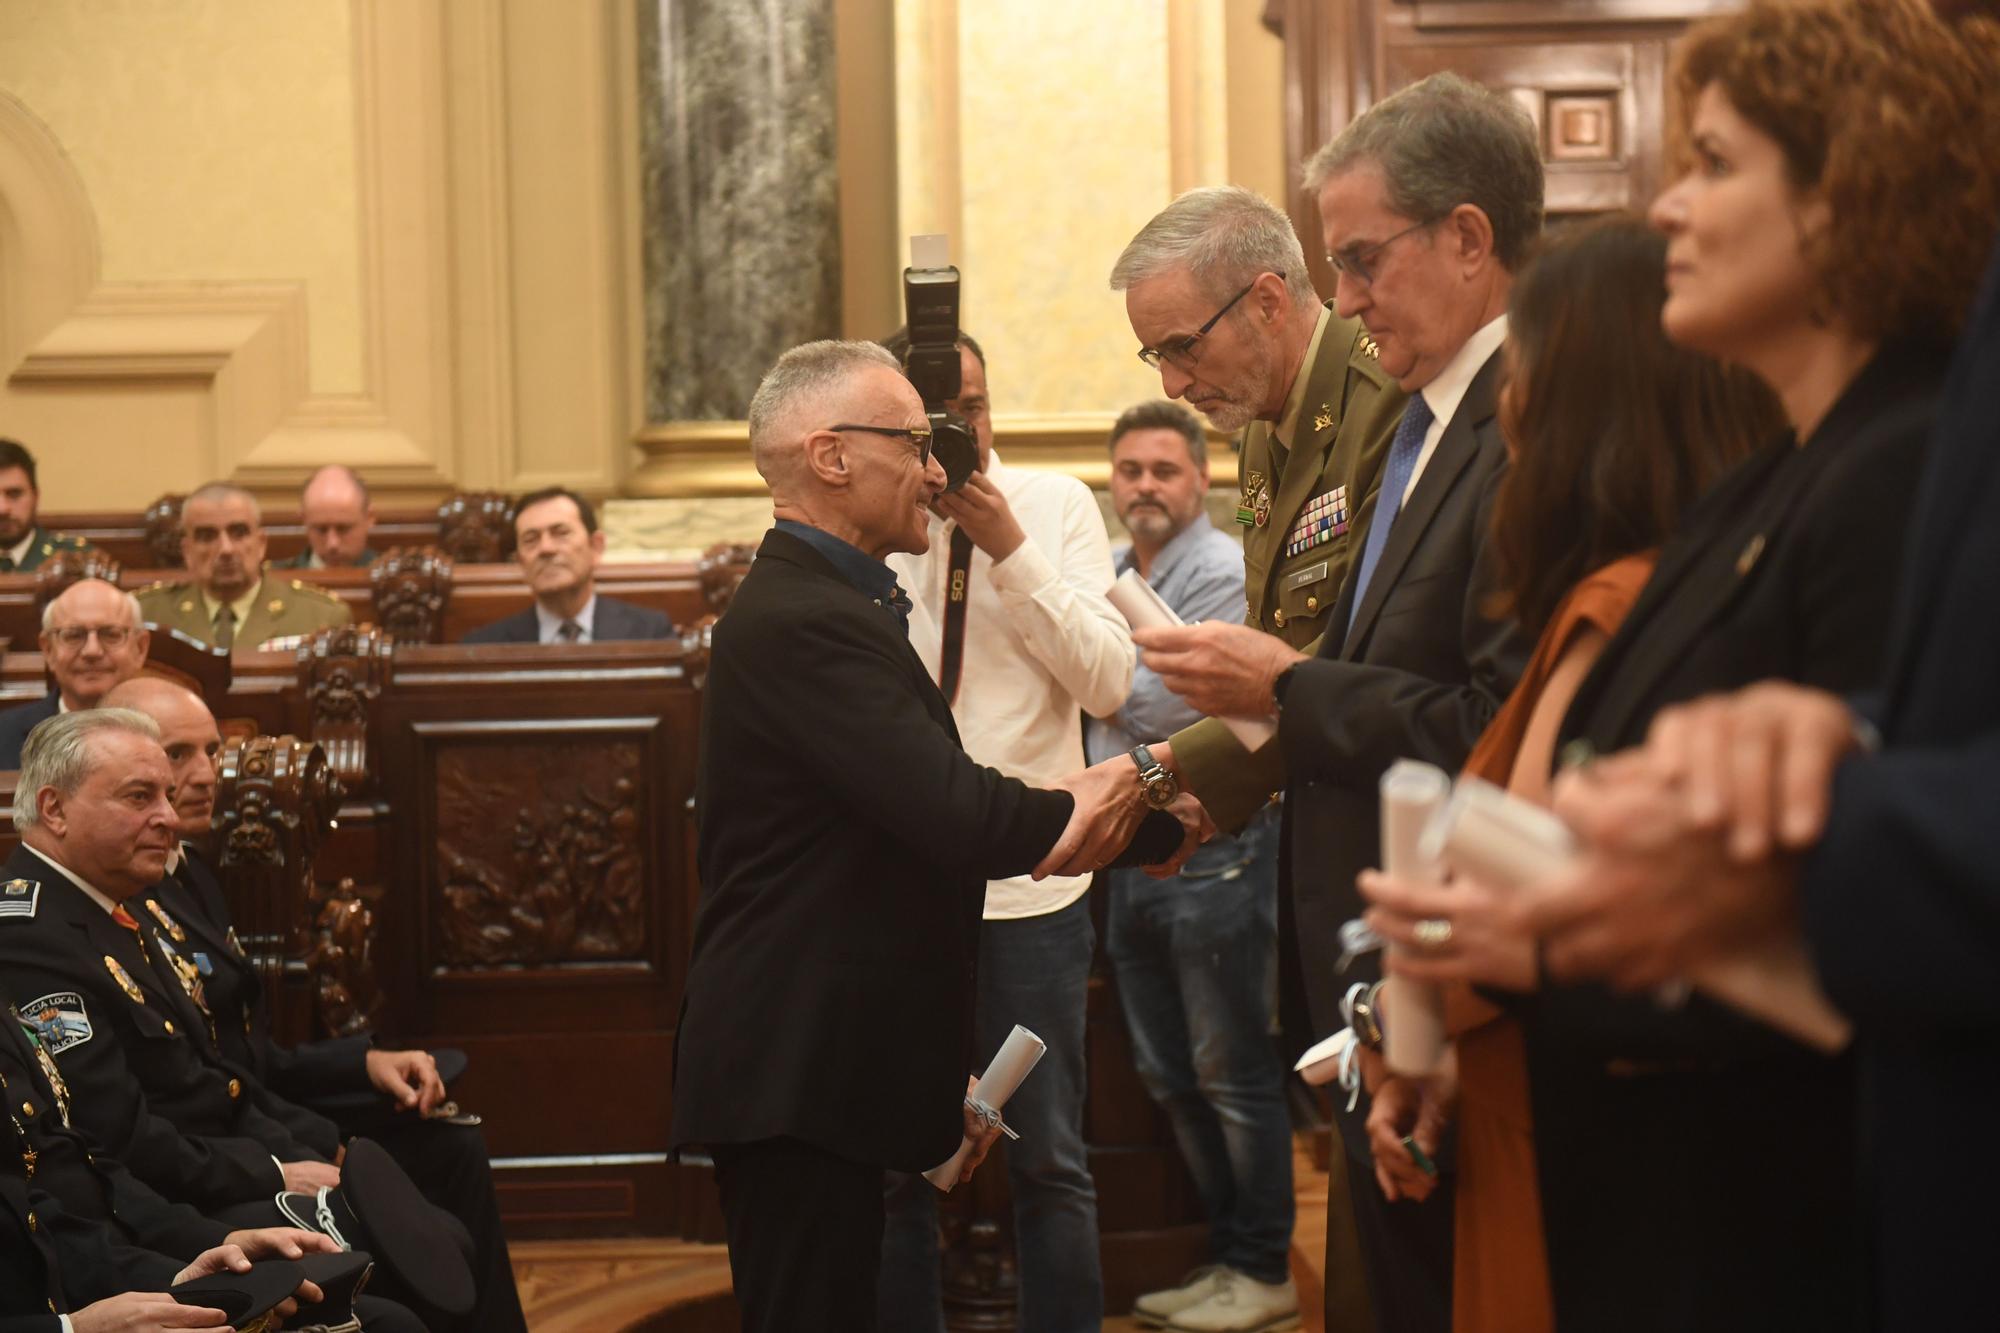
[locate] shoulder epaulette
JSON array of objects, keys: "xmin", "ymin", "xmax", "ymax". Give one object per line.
[
  {"xmin": 0, "ymin": 878, "xmax": 41, "ymax": 921},
  {"xmin": 288, "ymin": 579, "xmax": 344, "ymax": 602}
]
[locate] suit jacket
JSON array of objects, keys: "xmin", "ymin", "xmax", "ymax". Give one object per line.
[
  {"xmin": 2, "ymin": 1127, "xmax": 181, "ymax": 1327},
  {"xmin": 1798, "ymin": 245, "xmax": 2000, "ymax": 1332},
  {"xmin": 274, "ymin": 546, "xmax": 380, "ymax": 570},
  {"xmin": 0, "ymin": 694, "xmax": 58, "ymax": 770},
  {"xmin": 1528, "ymin": 347, "xmax": 1944, "ymax": 1332},
  {"xmin": 0, "ymin": 845, "xmax": 315, "ymax": 1213},
  {"xmin": 459, "ymin": 592, "xmax": 674, "ymax": 645},
  {"xmin": 134, "ymin": 571, "xmax": 350, "ymax": 651},
  {"xmin": 671, "ymin": 527, "xmax": 1074, "ymax": 1172},
  {"xmin": 1171, "ymin": 312, "xmax": 1407, "ymax": 834},
  {"xmin": 1275, "ymin": 347, "xmax": 1531, "ymax": 1036}
]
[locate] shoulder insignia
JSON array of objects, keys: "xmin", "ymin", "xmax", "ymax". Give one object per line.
[
  {"xmin": 288, "ymin": 580, "xmax": 343, "ymax": 602},
  {"xmin": 103, "ymin": 955, "xmax": 146, "ymax": 1005},
  {"xmin": 20, "ymin": 992, "xmax": 92, "ymax": 1055},
  {"xmin": 1360, "ymin": 333, "xmax": 1381, "ymax": 359},
  {"xmin": 1313, "ymin": 404, "xmax": 1335, "ymax": 432},
  {"xmin": 144, "ymin": 898, "xmax": 186, "ymax": 943},
  {"xmin": 268, "ymin": 597, "xmax": 285, "ymax": 614},
  {"xmin": 0, "ymin": 878, "xmax": 38, "ymax": 921}
]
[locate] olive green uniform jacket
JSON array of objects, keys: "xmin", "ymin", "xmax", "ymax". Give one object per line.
[
  {"xmin": 134, "ymin": 570, "xmax": 351, "ymax": 650},
  {"xmin": 1173, "ymin": 310, "xmax": 1407, "ymax": 832}
]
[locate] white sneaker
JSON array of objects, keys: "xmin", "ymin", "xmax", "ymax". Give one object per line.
[
  {"xmin": 1164, "ymin": 1268, "xmax": 1301, "ymax": 1333},
  {"xmin": 1133, "ymin": 1265, "xmax": 1231, "ymax": 1327}
]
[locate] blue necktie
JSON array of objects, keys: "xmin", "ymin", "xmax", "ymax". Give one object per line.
[{"xmin": 1347, "ymin": 392, "xmax": 1434, "ymax": 636}]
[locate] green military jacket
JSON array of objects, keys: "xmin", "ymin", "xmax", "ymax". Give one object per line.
[
  {"xmin": 3, "ymin": 527, "xmax": 89, "ymax": 573},
  {"xmin": 1172, "ymin": 310, "xmax": 1408, "ymax": 833},
  {"xmin": 135, "ymin": 571, "xmax": 351, "ymax": 651}
]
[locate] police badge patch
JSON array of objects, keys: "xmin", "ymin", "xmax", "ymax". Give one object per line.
[
  {"xmin": 21, "ymin": 992, "xmax": 92, "ymax": 1054},
  {"xmin": 0, "ymin": 878, "xmax": 39, "ymax": 920}
]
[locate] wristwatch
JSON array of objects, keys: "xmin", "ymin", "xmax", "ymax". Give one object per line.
[{"xmin": 1128, "ymin": 745, "xmax": 1180, "ymax": 810}]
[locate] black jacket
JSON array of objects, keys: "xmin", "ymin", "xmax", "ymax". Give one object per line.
[
  {"xmin": 0, "ymin": 694, "xmax": 59, "ymax": 770},
  {"xmin": 670, "ymin": 526, "xmax": 1074, "ymax": 1172},
  {"xmin": 1277, "ymin": 347, "xmax": 1532, "ymax": 1033},
  {"xmin": 459, "ymin": 593, "xmax": 674, "ymax": 645},
  {"xmin": 1800, "ymin": 245, "xmax": 2000, "ymax": 1332},
  {"xmin": 1530, "ymin": 347, "xmax": 1944, "ymax": 1332}
]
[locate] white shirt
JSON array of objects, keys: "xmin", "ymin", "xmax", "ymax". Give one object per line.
[
  {"xmin": 889, "ymin": 451, "xmax": 1135, "ymax": 919},
  {"xmin": 534, "ymin": 592, "xmax": 597, "ymax": 644},
  {"xmin": 1403, "ymin": 313, "xmax": 1509, "ymax": 507},
  {"xmin": 3, "ymin": 530, "xmax": 34, "ymax": 568}
]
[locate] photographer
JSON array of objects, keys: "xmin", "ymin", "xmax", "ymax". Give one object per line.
[{"xmin": 878, "ymin": 327, "xmax": 1135, "ymax": 1333}]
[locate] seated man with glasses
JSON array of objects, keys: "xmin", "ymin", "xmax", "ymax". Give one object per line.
[{"xmin": 0, "ymin": 577, "xmax": 151, "ymax": 768}]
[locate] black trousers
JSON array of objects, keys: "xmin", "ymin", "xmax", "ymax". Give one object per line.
[
  {"xmin": 713, "ymin": 1137, "xmax": 885, "ymax": 1333},
  {"xmin": 366, "ymin": 1117, "xmax": 527, "ymax": 1333},
  {"xmin": 1332, "ymin": 1102, "xmax": 1454, "ymax": 1333}
]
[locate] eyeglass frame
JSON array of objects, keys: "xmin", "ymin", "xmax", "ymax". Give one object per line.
[
  {"xmin": 46, "ymin": 624, "xmax": 139, "ymax": 650},
  {"xmin": 1325, "ymin": 218, "xmax": 1437, "ymax": 288},
  {"xmin": 1134, "ymin": 274, "xmax": 1275, "ymax": 372},
  {"xmin": 827, "ymin": 423, "xmax": 935, "ymax": 468}
]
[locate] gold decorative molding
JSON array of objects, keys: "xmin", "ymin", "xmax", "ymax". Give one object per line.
[{"xmin": 629, "ymin": 415, "xmax": 1240, "ymax": 499}]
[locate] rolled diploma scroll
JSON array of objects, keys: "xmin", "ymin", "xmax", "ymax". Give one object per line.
[
  {"xmin": 1105, "ymin": 570, "xmax": 1277, "ymax": 752},
  {"xmin": 1379, "ymin": 761, "xmax": 1453, "ymax": 1076},
  {"xmin": 1421, "ymin": 778, "xmax": 1852, "ymax": 1054},
  {"xmin": 924, "ymin": 1025, "xmax": 1047, "ymax": 1191}
]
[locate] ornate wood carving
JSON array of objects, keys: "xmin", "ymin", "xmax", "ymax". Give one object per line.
[
  {"xmin": 436, "ymin": 491, "xmax": 515, "ymax": 563},
  {"xmin": 34, "ymin": 548, "xmax": 122, "ymax": 611},
  {"xmin": 369, "ymin": 547, "xmax": 454, "ymax": 645},
  {"xmin": 433, "ymin": 741, "xmax": 647, "ymax": 967},
  {"xmin": 296, "ymin": 625, "xmax": 393, "ymax": 789},
  {"xmin": 142, "ymin": 494, "xmax": 185, "ymax": 568},
  {"xmin": 696, "ymin": 541, "xmax": 755, "ymax": 615},
  {"xmin": 303, "ymin": 876, "xmax": 383, "ymax": 1037}
]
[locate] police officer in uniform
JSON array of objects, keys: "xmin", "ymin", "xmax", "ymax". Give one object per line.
[
  {"xmin": 134, "ymin": 483, "xmax": 349, "ymax": 651},
  {"xmin": 0, "ymin": 439, "xmax": 88, "ymax": 574}
]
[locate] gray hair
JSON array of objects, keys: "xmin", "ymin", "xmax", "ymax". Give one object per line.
[
  {"xmin": 41, "ymin": 580, "xmax": 144, "ymax": 633},
  {"xmin": 1302, "ymin": 73, "xmax": 1544, "ymax": 271},
  {"xmin": 1109, "ymin": 400, "xmax": 1208, "ymax": 471},
  {"xmin": 1110, "ymin": 186, "xmax": 1318, "ymax": 308},
  {"xmin": 14, "ymin": 708, "xmax": 161, "ymax": 832},
  {"xmin": 747, "ymin": 340, "xmax": 902, "ymax": 484},
  {"xmin": 183, "ymin": 482, "xmax": 261, "ymax": 524}
]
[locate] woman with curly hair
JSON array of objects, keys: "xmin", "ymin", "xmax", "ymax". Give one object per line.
[{"xmin": 1478, "ymin": 0, "xmax": 2000, "ymax": 1327}]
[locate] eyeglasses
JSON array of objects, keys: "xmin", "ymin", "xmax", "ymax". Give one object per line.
[
  {"xmin": 1325, "ymin": 219, "xmax": 1435, "ymax": 288},
  {"xmin": 48, "ymin": 625, "xmax": 136, "ymax": 650},
  {"xmin": 1135, "ymin": 275, "xmax": 1272, "ymax": 372},
  {"xmin": 829, "ymin": 423, "xmax": 934, "ymax": 467}
]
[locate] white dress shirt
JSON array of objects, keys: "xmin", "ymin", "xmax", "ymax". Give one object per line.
[
  {"xmin": 890, "ymin": 451, "xmax": 1135, "ymax": 918},
  {"xmin": 534, "ymin": 592, "xmax": 597, "ymax": 644},
  {"xmin": 1402, "ymin": 313, "xmax": 1510, "ymax": 507}
]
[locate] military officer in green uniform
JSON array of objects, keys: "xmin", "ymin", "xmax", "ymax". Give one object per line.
[
  {"xmin": 272, "ymin": 464, "xmax": 381, "ymax": 569},
  {"xmin": 1111, "ymin": 186, "xmax": 1406, "ymax": 833},
  {"xmin": 0, "ymin": 438, "xmax": 89, "ymax": 573},
  {"xmin": 135, "ymin": 483, "xmax": 350, "ymax": 651}
]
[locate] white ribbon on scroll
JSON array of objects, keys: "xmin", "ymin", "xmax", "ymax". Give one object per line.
[
  {"xmin": 924, "ymin": 1024, "xmax": 1047, "ymax": 1191},
  {"xmin": 1105, "ymin": 569, "xmax": 1277, "ymax": 752},
  {"xmin": 1378, "ymin": 761, "xmax": 1454, "ymax": 1076}
]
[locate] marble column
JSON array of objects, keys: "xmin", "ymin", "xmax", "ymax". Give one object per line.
[{"xmin": 640, "ymin": 0, "xmax": 842, "ymax": 422}]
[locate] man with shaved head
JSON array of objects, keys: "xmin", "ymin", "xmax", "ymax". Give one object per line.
[
  {"xmin": 276, "ymin": 465, "xmax": 380, "ymax": 569},
  {"xmin": 0, "ymin": 577, "xmax": 149, "ymax": 768},
  {"xmin": 136, "ymin": 482, "xmax": 350, "ymax": 651}
]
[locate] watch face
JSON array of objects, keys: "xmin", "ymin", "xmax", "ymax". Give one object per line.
[{"xmin": 1144, "ymin": 774, "xmax": 1178, "ymax": 808}]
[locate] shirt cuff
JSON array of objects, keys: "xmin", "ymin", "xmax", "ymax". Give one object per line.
[
  {"xmin": 984, "ymin": 534, "xmax": 1058, "ymax": 597},
  {"xmin": 272, "ymin": 1155, "xmax": 287, "ymax": 1189},
  {"xmin": 60, "ymin": 1316, "xmax": 75, "ymax": 1333}
]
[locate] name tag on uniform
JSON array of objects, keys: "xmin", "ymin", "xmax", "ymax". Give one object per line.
[
  {"xmin": 1283, "ymin": 486, "xmax": 1349, "ymax": 558},
  {"xmin": 1281, "ymin": 561, "xmax": 1330, "ymax": 592}
]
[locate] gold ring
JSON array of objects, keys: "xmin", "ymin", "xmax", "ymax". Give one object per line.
[{"xmin": 1412, "ymin": 918, "xmax": 1454, "ymax": 949}]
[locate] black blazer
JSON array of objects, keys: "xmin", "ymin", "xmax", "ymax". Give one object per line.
[
  {"xmin": 1530, "ymin": 347, "xmax": 1944, "ymax": 1332},
  {"xmin": 1276, "ymin": 348, "xmax": 1533, "ymax": 1035},
  {"xmin": 0, "ymin": 694, "xmax": 58, "ymax": 770},
  {"xmin": 1800, "ymin": 245, "xmax": 2000, "ymax": 1333},
  {"xmin": 670, "ymin": 527, "xmax": 1075, "ymax": 1173},
  {"xmin": 459, "ymin": 592, "xmax": 674, "ymax": 645},
  {"xmin": 0, "ymin": 845, "xmax": 312, "ymax": 1212}
]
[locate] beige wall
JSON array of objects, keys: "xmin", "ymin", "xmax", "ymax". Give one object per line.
[{"xmin": 0, "ymin": 0, "xmax": 1286, "ymax": 518}]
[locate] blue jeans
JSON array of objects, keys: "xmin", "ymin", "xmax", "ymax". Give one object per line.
[
  {"xmin": 1106, "ymin": 806, "xmax": 1293, "ymax": 1284},
  {"xmin": 879, "ymin": 893, "xmax": 1103, "ymax": 1333}
]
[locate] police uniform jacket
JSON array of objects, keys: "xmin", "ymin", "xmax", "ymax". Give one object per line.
[
  {"xmin": 1170, "ymin": 309, "xmax": 1406, "ymax": 833},
  {"xmin": 2, "ymin": 527, "xmax": 88, "ymax": 575},
  {"xmin": 0, "ymin": 845, "xmax": 318, "ymax": 1213},
  {"xmin": 134, "ymin": 571, "xmax": 350, "ymax": 651}
]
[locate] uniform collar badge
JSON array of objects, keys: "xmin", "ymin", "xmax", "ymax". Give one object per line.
[{"xmin": 103, "ymin": 955, "xmax": 147, "ymax": 1005}]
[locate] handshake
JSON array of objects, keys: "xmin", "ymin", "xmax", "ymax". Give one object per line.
[{"xmin": 1031, "ymin": 749, "xmax": 1215, "ymax": 880}]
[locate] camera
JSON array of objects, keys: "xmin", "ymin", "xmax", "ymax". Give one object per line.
[{"xmin": 895, "ymin": 234, "xmax": 980, "ymax": 493}]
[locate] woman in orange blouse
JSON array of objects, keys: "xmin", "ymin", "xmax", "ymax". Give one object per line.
[{"xmin": 1357, "ymin": 214, "xmax": 1782, "ymax": 1333}]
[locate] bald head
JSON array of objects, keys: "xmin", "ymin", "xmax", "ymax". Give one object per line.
[
  {"xmin": 299, "ymin": 465, "xmax": 376, "ymax": 567},
  {"xmin": 40, "ymin": 579, "xmax": 149, "ymax": 709},
  {"xmin": 101, "ymin": 676, "xmax": 222, "ymax": 835}
]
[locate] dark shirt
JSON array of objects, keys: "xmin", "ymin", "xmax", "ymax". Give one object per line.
[{"xmin": 771, "ymin": 519, "xmax": 909, "ymax": 631}]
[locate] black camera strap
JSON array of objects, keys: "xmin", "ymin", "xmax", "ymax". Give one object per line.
[{"xmin": 938, "ymin": 525, "xmax": 975, "ymax": 704}]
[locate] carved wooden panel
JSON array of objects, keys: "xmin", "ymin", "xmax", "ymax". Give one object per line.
[
  {"xmin": 436, "ymin": 490, "xmax": 515, "ymax": 563},
  {"xmin": 369, "ymin": 547, "xmax": 454, "ymax": 645},
  {"xmin": 34, "ymin": 548, "xmax": 121, "ymax": 611},
  {"xmin": 429, "ymin": 735, "xmax": 649, "ymax": 967},
  {"xmin": 142, "ymin": 493, "xmax": 185, "ymax": 568},
  {"xmin": 297, "ymin": 624, "xmax": 392, "ymax": 790}
]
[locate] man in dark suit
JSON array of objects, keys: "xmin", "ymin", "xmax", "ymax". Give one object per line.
[
  {"xmin": 460, "ymin": 487, "xmax": 673, "ymax": 644},
  {"xmin": 1117, "ymin": 74, "xmax": 1540, "ymax": 1332},
  {"xmin": 671, "ymin": 339, "xmax": 1184, "ymax": 1332},
  {"xmin": 0, "ymin": 578, "xmax": 150, "ymax": 769},
  {"xmin": 1527, "ymin": 231, "xmax": 2000, "ymax": 1331},
  {"xmin": 274, "ymin": 464, "xmax": 381, "ymax": 569}
]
